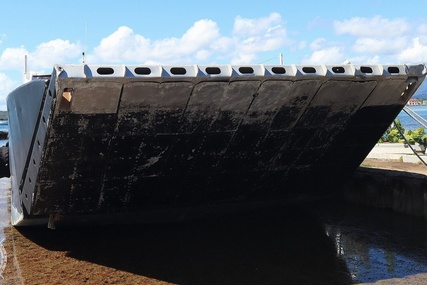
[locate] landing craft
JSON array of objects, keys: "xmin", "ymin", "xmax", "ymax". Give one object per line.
[{"xmin": 1, "ymin": 63, "xmax": 426, "ymax": 227}]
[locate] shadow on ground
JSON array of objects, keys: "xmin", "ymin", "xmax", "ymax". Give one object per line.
[{"xmin": 16, "ymin": 202, "xmax": 352, "ymax": 285}]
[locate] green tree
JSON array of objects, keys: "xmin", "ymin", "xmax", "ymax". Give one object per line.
[
  {"xmin": 405, "ymin": 128, "xmax": 427, "ymax": 146},
  {"xmin": 380, "ymin": 119, "xmax": 427, "ymax": 146},
  {"xmin": 380, "ymin": 119, "xmax": 405, "ymax": 143}
]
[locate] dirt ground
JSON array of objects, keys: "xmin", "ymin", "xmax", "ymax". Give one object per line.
[
  {"xmin": 2, "ymin": 225, "xmax": 171, "ymax": 285},
  {"xmin": 361, "ymin": 158, "xmax": 427, "ymax": 176},
  {"xmin": 2, "ymin": 159, "xmax": 427, "ymax": 285}
]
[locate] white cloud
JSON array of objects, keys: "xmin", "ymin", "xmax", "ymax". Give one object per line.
[
  {"xmin": 90, "ymin": 26, "xmax": 151, "ymax": 63},
  {"xmin": 0, "ymin": 13, "xmax": 289, "ymax": 81},
  {"xmin": 30, "ymin": 39, "xmax": 82, "ymax": 70},
  {"xmin": 233, "ymin": 12, "xmax": 282, "ymax": 36},
  {"xmin": 0, "ymin": 39, "xmax": 81, "ymax": 74},
  {"xmin": 290, "ymin": 41, "xmax": 306, "ymax": 52},
  {"xmin": 310, "ymin": 38, "xmax": 327, "ymax": 51},
  {"xmin": 332, "ymin": 16, "xmax": 426, "ymax": 63},
  {"xmin": 231, "ymin": 13, "xmax": 288, "ymax": 63},
  {"xmin": 352, "ymin": 37, "xmax": 408, "ymax": 54},
  {"xmin": 0, "ymin": 39, "xmax": 82, "ymax": 110},
  {"xmin": 334, "ymin": 16, "xmax": 409, "ymax": 38},
  {"xmin": 90, "ymin": 20, "xmax": 228, "ymax": 64},
  {"xmin": 0, "ymin": 47, "xmax": 28, "ymax": 70},
  {"xmin": 89, "ymin": 14, "xmax": 289, "ymax": 65},
  {"xmin": 418, "ymin": 24, "xmax": 427, "ymax": 35},
  {"xmin": 398, "ymin": 37, "xmax": 427, "ymax": 63},
  {"xmin": 301, "ymin": 37, "xmax": 345, "ymax": 64},
  {"xmin": 0, "ymin": 73, "xmax": 16, "ymax": 110},
  {"xmin": 302, "ymin": 46, "xmax": 344, "ymax": 64},
  {"xmin": 181, "ymin": 19, "xmax": 221, "ymax": 51}
]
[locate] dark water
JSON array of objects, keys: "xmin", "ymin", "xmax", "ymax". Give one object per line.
[{"xmin": 319, "ymin": 201, "xmax": 427, "ymax": 283}]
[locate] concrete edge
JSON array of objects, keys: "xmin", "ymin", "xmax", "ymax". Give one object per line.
[{"xmin": 342, "ymin": 166, "xmax": 427, "ymax": 220}]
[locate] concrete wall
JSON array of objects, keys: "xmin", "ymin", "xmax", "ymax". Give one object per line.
[{"xmin": 342, "ymin": 167, "xmax": 427, "ymax": 219}]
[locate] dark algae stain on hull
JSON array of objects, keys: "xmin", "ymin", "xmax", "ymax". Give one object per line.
[{"xmin": 5, "ymin": 63, "xmax": 427, "ymax": 226}]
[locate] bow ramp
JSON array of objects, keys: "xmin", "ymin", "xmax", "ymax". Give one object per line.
[{"xmin": 6, "ymin": 63, "xmax": 426, "ymax": 227}]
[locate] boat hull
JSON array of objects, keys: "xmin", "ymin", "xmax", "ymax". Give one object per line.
[{"xmin": 7, "ymin": 64, "xmax": 426, "ymax": 226}]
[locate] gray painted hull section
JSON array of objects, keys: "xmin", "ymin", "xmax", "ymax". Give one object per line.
[{"xmin": 7, "ymin": 64, "xmax": 426, "ymax": 226}]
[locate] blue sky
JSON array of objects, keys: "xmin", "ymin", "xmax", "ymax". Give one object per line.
[{"xmin": 1, "ymin": 0, "xmax": 427, "ymax": 110}]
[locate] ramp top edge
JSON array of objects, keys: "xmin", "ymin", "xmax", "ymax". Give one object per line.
[{"xmin": 53, "ymin": 63, "xmax": 427, "ymax": 79}]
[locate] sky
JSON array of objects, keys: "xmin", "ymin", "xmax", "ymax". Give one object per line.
[{"xmin": 1, "ymin": 0, "xmax": 427, "ymax": 110}]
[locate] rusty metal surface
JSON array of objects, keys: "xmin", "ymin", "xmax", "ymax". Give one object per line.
[{"xmin": 7, "ymin": 64, "xmax": 427, "ymax": 226}]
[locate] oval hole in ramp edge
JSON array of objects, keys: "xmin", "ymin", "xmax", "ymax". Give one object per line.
[
  {"xmin": 134, "ymin": 67, "xmax": 151, "ymax": 75},
  {"xmin": 302, "ymin": 67, "xmax": 316, "ymax": 73},
  {"xmin": 205, "ymin": 67, "xmax": 221, "ymax": 75},
  {"xmin": 239, "ymin": 67, "xmax": 254, "ymax": 74},
  {"xmin": 271, "ymin": 67, "xmax": 286, "ymax": 74},
  {"xmin": 360, "ymin": 66, "xmax": 373, "ymax": 73},
  {"xmin": 97, "ymin": 67, "xmax": 114, "ymax": 75},
  {"xmin": 170, "ymin": 67, "xmax": 187, "ymax": 75},
  {"xmin": 332, "ymin": 66, "xmax": 345, "ymax": 73},
  {"xmin": 387, "ymin": 66, "xmax": 400, "ymax": 74}
]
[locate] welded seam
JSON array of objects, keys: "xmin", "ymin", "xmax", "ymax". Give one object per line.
[
  {"xmin": 159, "ymin": 82, "xmax": 197, "ymax": 174},
  {"xmin": 262, "ymin": 80, "xmax": 325, "ymax": 175},
  {"xmin": 223, "ymin": 81, "xmax": 262, "ymax": 151},
  {"xmin": 178, "ymin": 81, "xmax": 197, "ymax": 126},
  {"xmin": 97, "ymin": 83, "xmax": 125, "ymax": 210}
]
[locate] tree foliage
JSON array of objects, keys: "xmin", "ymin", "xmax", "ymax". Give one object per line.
[{"xmin": 380, "ymin": 119, "xmax": 427, "ymax": 146}]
